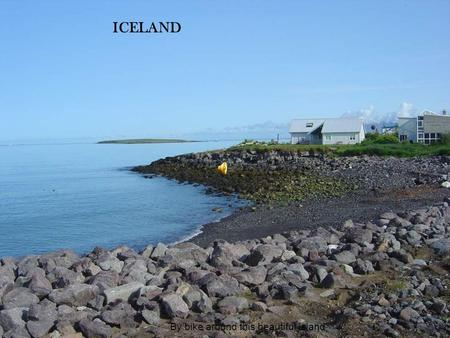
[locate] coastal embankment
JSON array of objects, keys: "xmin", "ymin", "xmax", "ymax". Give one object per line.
[
  {"xmin": 133, "ymin": 149, "xmax": 449, "ymax": 202},
  {"xmin": 0, "ymin": 200, "xmax": 449, "ymax": 337},
  {"xmin": 133, "ymin": 149, "xmax": 450, "ymax": 246}
]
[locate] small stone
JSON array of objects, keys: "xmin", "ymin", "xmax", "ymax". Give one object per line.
[
  {"xmin": 399, "ymin": 306, "xmax": 419, "ymax": 321},
  {"xmin": 320, "ymin": 289, "xmax": 335, "ymax": 298},
  {"xmin": 378, "ymin": 297, "xmax": 390, "ymax": 307},
  {"xmin": 431, "ymin": 299, "xmax": 446, "ymax": 314},
  {"xmin": 251, "ymin": 301, "xmax": 267, "ymax": 312}
]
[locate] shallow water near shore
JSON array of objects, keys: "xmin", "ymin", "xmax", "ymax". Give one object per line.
[{"xmin": 0, "ymin": 140, "xmax": 246, "ymax": 258}]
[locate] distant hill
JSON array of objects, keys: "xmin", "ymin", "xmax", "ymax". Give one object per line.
[{"xmin": 98, "ymin": 138, "xmax": 198, "ymax": 144}]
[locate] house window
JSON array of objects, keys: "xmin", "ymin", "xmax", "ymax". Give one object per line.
[
  {"xmin": 306, "ymin": 123, "xmax": 313, "ymax": 128},
  {"xmin": 325, "ymin": 135, "xmax": 331, "ymax": 140},
  {"xmin": 418, "ymin": 121, "xmax": 423, "ymax": 127},
  {"xmin": 349, "ymin": 135, "xmax": 356, "ymax": 140},
  {"xmin": 431, "ymin": 133, "xmax": 436, "ymax": 138},
  {"xmin": 400, "ymin": 135, "xmax": 407, "ymax": 141},
  {"xmin": 425, "ymin": 133, "xmax": 429, "ymax": 138},
  {"xmin": 418, "ymin": 133, "xmax": 423, "ymax": 139}
]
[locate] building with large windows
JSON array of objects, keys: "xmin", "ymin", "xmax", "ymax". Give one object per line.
[{"xmin": 398, "ymin": 110, "xmax": 450, "ymax": 144}]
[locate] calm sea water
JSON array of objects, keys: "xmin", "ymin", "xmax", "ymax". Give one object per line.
[{"xmin": 0, "ymin": 140, "xmax": 246, "ymax": 258}]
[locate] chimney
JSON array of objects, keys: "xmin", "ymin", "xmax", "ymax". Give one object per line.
[{"xmin": 443, "ymin": 109, "xmax": 447, "ymax": 116}]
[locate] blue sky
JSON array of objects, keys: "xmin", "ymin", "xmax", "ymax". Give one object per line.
[{"xmin": 1, "ymin": 0, "xmax": 449, "ymax": 140}]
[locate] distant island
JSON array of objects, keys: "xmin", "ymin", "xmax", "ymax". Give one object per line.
[{"xmin": 98, "ymin": 138, "xmax": 199, "ymax": 144}]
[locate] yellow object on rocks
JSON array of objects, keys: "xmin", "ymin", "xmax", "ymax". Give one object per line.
[{"xmin": 217, "ymin": 162, "xmax": 227, "ymax": 175}]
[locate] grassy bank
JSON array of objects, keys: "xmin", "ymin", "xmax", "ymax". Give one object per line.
[
  {"xmin": 98, "ymin": 138, "xmax": 198, "ymax": 144},
  {"xmin": 229, "ymin": 138, "xmax": 450, "ymax": 157}
]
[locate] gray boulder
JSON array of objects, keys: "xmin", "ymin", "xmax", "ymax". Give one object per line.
[
  {"xmin": 96, "ymin": 252, "xmax": 124, "ymax": 273},
  {"xmin": 101, "ymin": 302, "xmax": 137, "ymax": 328},
  {"xmin": 26, "ymin": 300, "xmax": 57, "ymax": 338},
  {"xmin": 345, "ymin": 228, "xmax": 373, "ymax": 245},
  {"xmin": 46, "ymin": 266, "xmax": 84, "ymax": 288},
  {"xmin": 0, "ymin": 265, "xmax": 16, "ymax": 284},
  {"xmin": 280, "ymin": 284, "xmax": 299, "ymax": 303},
  {"xmin": 217, "ymin": 296, "xmax": 248, "ymax": 315},
  {"xmin": 2, "ymin": 288, "xmax": 39, "ymax": 309},
  {"xmin": 79, "ymin": 318, "xmax": 112, "ymax": 338},
  {"xmin": 233, "ymin": 266, "xmax": 267, "ymax": 286},
  {"xmin": 120, "ymin": 259, "xmax": 151, "ymax": 284},
  {"xmin": 199, "ymin": 274, "xmax": 240, "ymax": 298},
  {"xmin": 141, "ymin": 309, "xmax": 159, "ymax": 325},
  {"xmin": 430, "ymin": 238, "xmax": 450, "ymax": 255},
  {"xmin": 353, "ymin": 258, "xmax": 374, "ymax": 274},
  {"xmin": 286, "ymin": 263, "xmax": 309, "ymax": 281},
  {"xmin": 333, "ymin": 250, "xmax": 356, "ymax": 264},
  {"xmin": 251, "ymin": 301, "xmax": 267, "ymax": 312},
  {"xmin": 103, "ymin": 281, "xmax": 144, "ymax": 304},
  {"xmin": 3, "ymin": 326, "xmax": 31, "ymax": 338},
  {"xmin": 161, "ymin": 293, "xmax": 189, "ymax": 319},
  {"xmin": 87, "ymin": 270, "xmax": 120, "ymax": 290},
  {"xmin": 38, "ymin": 250, "xmax": 79, "ymax": 273},
  {"xmin": 49, "ymin": 283, "xmax": 98, "ymax": 307},
  {"xmin": 399, "ymin": 306, "xmax": 420, "ymax": 321},
  {"xmin": 0, "ymin": 307, "xmax": 28, "ymax": 331},
  {"xmin": 17, "ymin": 256, "xmax": 39, "ymax": 277},
  {"xmin": 380, "ymin": 212, "xmax": 398, "ymax": 220},
  {"xmin": 140, "ymin": 245, "xmax": 154, "ymax": 259},
  {"xmin": 245, "ymin": 244, "xmax": 283, "ymax": 266},
  {"xmin": 150, "ymin": 243, "xmax": 167, "ymax": 259},
  {"xmin": 209, "ymin": 242, "xmax": 236, "ymax": 267},
  {"xmin": 27, "ymin": 272, "xmax": 52, "ymax": 298},
  {"xmin": 295, "ymin": 236, "xmax": 328, "ymax": 253},
  {"xmin": 320, "ymin": 273, "xmax": 335, "ymax": 289}
]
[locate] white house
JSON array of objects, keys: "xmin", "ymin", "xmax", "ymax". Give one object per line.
[{"xmin": 289, "ymin": 118, "xmax": 365, "ymax": 145}]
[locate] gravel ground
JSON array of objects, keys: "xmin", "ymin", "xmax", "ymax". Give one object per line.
[{"xmin": 190, "ymin": 185, "xmax": 450, "ymax": 248}]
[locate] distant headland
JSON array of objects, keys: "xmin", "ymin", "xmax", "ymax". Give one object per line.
[{"xmin": 98, "ymin": 138, "xmax": 199, "ymax": 144}]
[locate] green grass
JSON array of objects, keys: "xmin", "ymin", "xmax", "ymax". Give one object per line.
[
  {"xmin": 384, "ymin": 279, "xmax": 408, "ymax": 292},
  {"xmin": 228, "ymin": 143, "xmax": 335, "ymax": 154},
  {"xmin": 98, "ymin": 138, "xmax": 198, "ymax": 144},
  {"xmin": 228, "ymin": 140, "xmax": 450, "ymax": 157}
]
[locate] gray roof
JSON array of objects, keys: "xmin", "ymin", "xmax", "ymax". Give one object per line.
[
  {"xmin": 289, "ymin": 118, "xmax": 364, "ymax": 134},
  {"xmin": 288, "ymin": 119, "xmax": 325, "ymax": 133}
]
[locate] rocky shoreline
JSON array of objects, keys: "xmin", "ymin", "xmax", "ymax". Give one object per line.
[
  {"xmin": 0, "ymin": 200, "xmax": 450, "ymax": 337},
  {"xmin": 1, "ymin": 151, "xmax": 450, "ymax": 337},
  {"xmin": 132, "ymin": 150, "xmax": 450, "ymax": 203}
]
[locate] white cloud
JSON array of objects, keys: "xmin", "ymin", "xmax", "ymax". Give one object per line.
[
  {"xmin": 341, "ymin": 102, "xmax": 417, "ymax": 128},
  {"xmin": 397, "ymin": 102, "xmax": 415, "ymax": 117}
]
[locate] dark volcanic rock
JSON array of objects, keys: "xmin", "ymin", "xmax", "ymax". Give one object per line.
[
  {"xmin": 48, "ymin": 284, "xmax": 98, "ymax": 307},
  {"xmin": 79, "ymin": 318, "xmax": 112, "ymax": 338},
  {"xmin": 2, "ymin": 287, "xmax": 39, "ymax": 310},
  {"xmin": 161, "ymin": 293, "xmax": 189, "ymax": 319}
]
